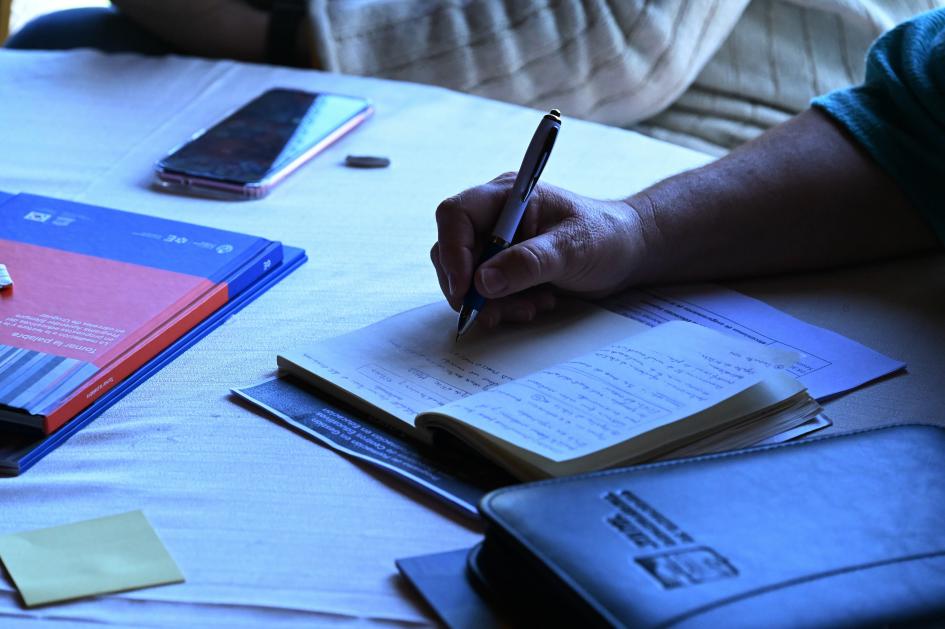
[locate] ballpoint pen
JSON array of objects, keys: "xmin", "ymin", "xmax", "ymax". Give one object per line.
[{"xmin": 456, "ymin": 109, "xmax": 562, "ymax": 340}]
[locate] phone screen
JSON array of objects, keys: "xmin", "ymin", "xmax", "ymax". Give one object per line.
[{"xmin": 158, "ymin": 89, "xmax": 370, "ymax": 185}]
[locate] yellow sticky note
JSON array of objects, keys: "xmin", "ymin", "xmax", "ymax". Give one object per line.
[{"xmin": 0, "ymin": 510, "xmax": 185, "ymax": 607}]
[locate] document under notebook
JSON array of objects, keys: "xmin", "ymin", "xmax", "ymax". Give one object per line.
[{"xmin": 277, "ymin": 301, "xmax": 822, "ymax": 481}]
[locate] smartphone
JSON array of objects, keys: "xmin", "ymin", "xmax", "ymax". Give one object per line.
[{"xmin": 155, "ymin": 88, "xmax": 373, "ymax": 199}]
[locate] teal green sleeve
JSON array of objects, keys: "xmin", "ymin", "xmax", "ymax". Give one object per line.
[{"xmin": 812, "ymin": 9, "xmax": 945, "ymax": 241}]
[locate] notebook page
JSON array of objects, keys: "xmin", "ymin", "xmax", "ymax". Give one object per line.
[
  {"xmin": 426, "ymin": 321, "xmax": 798, "ymax": 461},
  {"xmin": 278, "ymin": 300, "xmax": 648, "ymax": 426}
]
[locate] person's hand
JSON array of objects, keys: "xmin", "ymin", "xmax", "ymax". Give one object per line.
[{"xmin": 430, "ymin": 173, "xmax": 652, "ymax": 328}]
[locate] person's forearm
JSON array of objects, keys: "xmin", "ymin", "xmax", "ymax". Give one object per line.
[{"xmin": 626, "ymin": 108, "xmax": 940, "ymax": 286}]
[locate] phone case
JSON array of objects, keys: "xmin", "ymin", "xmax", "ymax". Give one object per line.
[{"xmin": 154, "ymin": 100, "xmax": 373, "ymax": 200}]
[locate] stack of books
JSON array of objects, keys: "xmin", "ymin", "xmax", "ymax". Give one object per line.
[{"xmin": 0, "ymin": 192, "xmax": 305, "ymax": 474}]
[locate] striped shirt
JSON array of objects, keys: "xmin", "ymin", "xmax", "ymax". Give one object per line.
[{"xmin": 306, "ymin": 0, "xmax": 945, "ymax": 153}]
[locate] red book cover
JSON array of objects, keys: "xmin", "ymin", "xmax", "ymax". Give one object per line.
[{"xmin": 0, "ymin": 193, "xmax": 280, "ymax": 433}]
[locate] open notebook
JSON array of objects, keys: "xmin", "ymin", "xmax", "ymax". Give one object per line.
[{"xmin": 277, "ymin": 301, "xmax": 822, "ymax": 481}]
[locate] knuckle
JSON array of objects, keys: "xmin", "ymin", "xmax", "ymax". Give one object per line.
[
  {"xmin": 532, "ymin": 181, "xmax": 552, "ymax": 201},
  {"xmin": 435, "ymin": 194, "xmax": 462, "ymax": 223},
  {"xmin": 558, "ymin": 219, "xmax": 593, "ymax": 258}
]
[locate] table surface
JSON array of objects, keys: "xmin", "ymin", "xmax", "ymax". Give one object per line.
[{"xmin": 1, "ymin": 50, "xmax": 943, "ymax": 626}]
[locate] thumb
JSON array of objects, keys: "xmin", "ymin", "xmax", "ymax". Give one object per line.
[{"xmin": 474, "ymin": 230, "xmax": 570, "ymax": 299}]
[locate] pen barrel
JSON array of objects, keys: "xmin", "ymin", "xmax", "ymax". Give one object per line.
[
  {"xmin": 493, "ymin": 198, "xmax": 527, "ymax": 243},
  {"xmin": 460, "ymin": 110, "xmax": 560, "ymax": 329},
  {"xmin": 493, "ymin": 115, "xmax": 560, "ymax": 243},
  {"xmin": 461, "ymin": 287, "xmax": 487, "ymax": 314}
]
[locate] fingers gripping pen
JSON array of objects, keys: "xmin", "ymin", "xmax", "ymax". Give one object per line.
[{"xmin": 455, "ymin": 109, "xmax": 562, "ymax": 339}]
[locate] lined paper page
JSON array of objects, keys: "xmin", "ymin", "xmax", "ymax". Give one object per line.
[
  {"xmin": 427, "ymin": 322, "xmax": 798, "ymax": 461},
  {"xmin": 278, "ymin": 300, "xmax": 648, "ymax": 426}
]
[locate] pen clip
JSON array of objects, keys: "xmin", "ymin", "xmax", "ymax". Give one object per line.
[{"xmin": 522, "ymin": 126, "xmax": 559, "ymax": 202}]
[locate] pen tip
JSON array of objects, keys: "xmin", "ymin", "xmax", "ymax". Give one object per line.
[
  {"xmin": 550, "ymin": 108, "xmax": 561, "ymax": 117},
  {"xmin": 456, "ymin": 306, "xmax": 477, "ymax": 340}
]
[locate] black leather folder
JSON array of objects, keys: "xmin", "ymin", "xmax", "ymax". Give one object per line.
[{"xmin": 466, "ymin": 425, "xmax": 945, "ymax": 628}]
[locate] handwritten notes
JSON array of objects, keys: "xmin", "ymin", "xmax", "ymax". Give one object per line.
[
  {"xmin": 279, "ymin": 301, "xmax": 803, "ymax": 469},
  {"xmin": 427, "ymin": 322, "xmax": 797, "ymax": 461},
  {"xmin": 280, "ymin": 300, "xmax": 648, "ymax": 427}
]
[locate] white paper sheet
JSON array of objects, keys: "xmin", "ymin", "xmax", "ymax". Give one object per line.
[{"xmin": 601, "ymin": 284, "xmax": 905, "ymax": 400}]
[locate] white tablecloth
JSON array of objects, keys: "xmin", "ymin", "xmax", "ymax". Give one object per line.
[{"xmin": 0, "ymin": 50, "xmax": 713, "ymax": 625}]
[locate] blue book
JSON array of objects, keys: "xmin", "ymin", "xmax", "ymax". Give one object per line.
[{"xmin": 0, "ymin": 192, "xmax": 305, "ymax": 473}]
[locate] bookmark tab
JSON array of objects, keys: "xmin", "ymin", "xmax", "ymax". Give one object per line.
[{"xmin": 0, "ymin": 510, "xmax": 185, "ymax": 607}]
